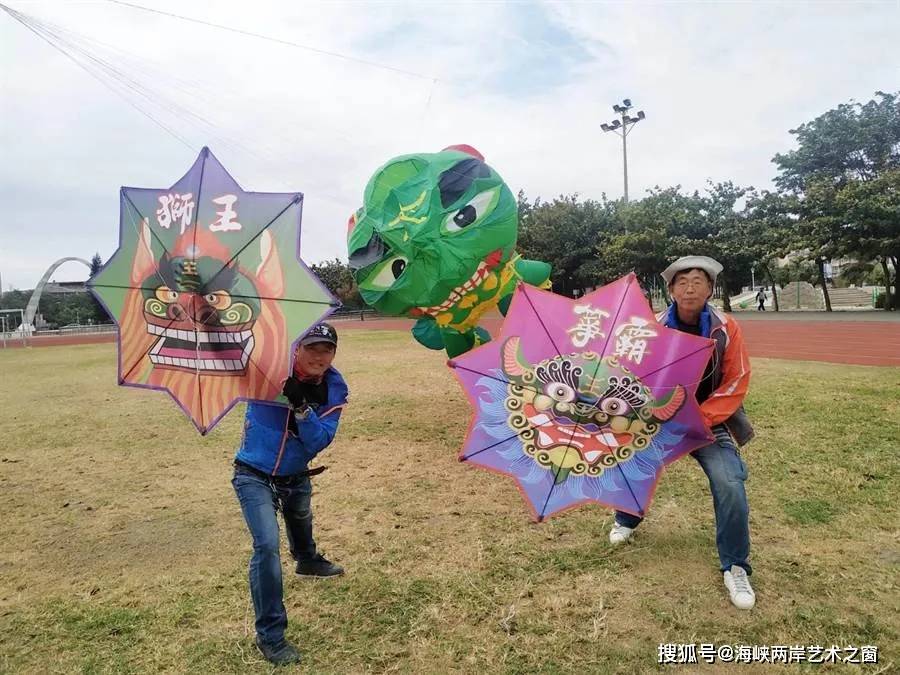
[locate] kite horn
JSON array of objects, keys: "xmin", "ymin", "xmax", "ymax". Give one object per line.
[
  {"xmin": 442, "ymin": 144, "xmax": 485, "ymax": 161},
  {"xmin": 256, "ymin": 230, "xmax": 284, "ymax": 297},
  {"xmin": 130, "ymin": 217, "xmax": 156, "ymax": 284},
  {"xmin": 649, "ymin": 385, "xmax": 686, "ymax": 422},
  {"xmin": 502, "ymin": 336, "xmax": 531, "ymax": 378}
]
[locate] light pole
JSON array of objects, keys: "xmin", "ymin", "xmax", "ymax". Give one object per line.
[{"xmin": 601, "ymin": 98, "xmax": 645, "ymax": 202}]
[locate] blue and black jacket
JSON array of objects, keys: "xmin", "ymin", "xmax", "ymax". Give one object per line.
[{"xmin": 234, "ymin": 367, "xmax": 349, "ymax": 476}]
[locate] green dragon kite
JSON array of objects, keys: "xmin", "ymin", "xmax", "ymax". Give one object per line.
[{"xmin": 347, "ymin": 144, "xmax": 552, "ymax": 357}]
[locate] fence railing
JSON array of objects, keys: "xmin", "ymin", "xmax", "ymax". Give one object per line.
[
  {"xmin": 3, "ymin": 311, "xmax": 384, "ymax": 345},
  {"xmin": 36, "ymin": 324, "xmax": 118, "ymax": 336},
  {"xmin": 329, "ymin": 309, "xmax": 378, "ymax": 321},
  {"xmin": 5, "ymin": 313, "xmax": 377, "ymax": 344}
]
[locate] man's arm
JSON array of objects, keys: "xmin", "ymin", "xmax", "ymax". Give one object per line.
[
  {"xmin": 292, "ymin": 406, "xmax": 345, "ymax": 465},
  {"xmin": 701, "ymin": 319, "xmax": 751, "ymax": 428}
]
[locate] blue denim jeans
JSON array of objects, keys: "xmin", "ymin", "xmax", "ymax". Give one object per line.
[
  {"xmin": 232, "ymin": 466, "xmax": 317, "ymax": 646},
  {"xmin": 615, "ymin": 428, "xmax": 752, "ymax": 575}
]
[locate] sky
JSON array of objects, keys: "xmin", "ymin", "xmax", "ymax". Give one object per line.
[{"xmin": 1, "ymin": 0, "xmax": 898, "ymax": 290}]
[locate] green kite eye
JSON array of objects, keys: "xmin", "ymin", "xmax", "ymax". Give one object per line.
[
  {"xmin": 360, "ymin": 254, "xmax": 409, "ymax": 291},
  {"xmin": 442, "ymin": 187, "xmax": 500, "ymax": 234}
]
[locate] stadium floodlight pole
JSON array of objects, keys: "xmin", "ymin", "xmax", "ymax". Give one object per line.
[{"xmin": 601, "ymin": 98, "xmax": 645, "ymax": 203}]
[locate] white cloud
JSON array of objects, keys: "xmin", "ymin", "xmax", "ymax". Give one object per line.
[{"xmin": 1, "ymin": 0, "xmax": 897, "ymax": 288}]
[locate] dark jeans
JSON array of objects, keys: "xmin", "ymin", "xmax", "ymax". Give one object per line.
[
  {"xmin": 232, "ymin": 466, "xmax": 317, "ymax": 646},
  {"xmin": 615, "ymin": 429, "xmax": 752, "ymax": 575}
]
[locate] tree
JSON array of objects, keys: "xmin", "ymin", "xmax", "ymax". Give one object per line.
[
  {"xmin": 773, "ymin": 91, "xmax": 900, "ymax": 310},
  {"xmin": 739, "ymin": 190, "xmax": 801, "ymax": 311},
  {"xmin": 309, "ymin": 259, "xmax": 362, "ymax": 308},
  {"xmin": 773, "ymin": 91, "xmax": 900, "ymax": 191},
  {"xmin": 0, "ymin": 289, "xmax": 30, "ymax": 329},
  {"xmin": 88, "ymin": 252, "xmax": 110, "ymax": 321},
  {"xmin": 586, "ymin": 184, "xmax": 760, "ymax": 311},
  {"xmin": 694, "ymin": 181, "xmax": 757, "ymax": 312},
  {"xmin": 89, "ymin": 252, "xmax": 103, "ymax": 277},
  {"xmin": 772, "ymin": 258, "xmax": 818, "ymax": 290},
  {"xmin": 585, "ymin": 186, "xmax": 703, "ymax": 294},
  {"xmin": 517, "ymin": 194, "xmax": 616, "ymax": 296},
  {"xmin": 836, "ymin": 260, "xmax": 881, "ymax": 288},
  {"xmin": 834, "ymin": 169, "xmax": 900, "ymax": 309}
]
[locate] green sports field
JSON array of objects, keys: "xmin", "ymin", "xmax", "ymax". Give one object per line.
[{"xmin": 1, "ymin": 333, "xmax": 897, "ymax": 673}]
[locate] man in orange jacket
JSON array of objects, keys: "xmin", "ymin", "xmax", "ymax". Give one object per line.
[{"xmin": 608, "ymin": 256, "xmax": 757, "ymax": 610}]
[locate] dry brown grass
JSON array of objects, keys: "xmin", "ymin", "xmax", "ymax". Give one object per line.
[{"xmin": 1, "ymin": 332, "xmax": 898, "ymax": 673}]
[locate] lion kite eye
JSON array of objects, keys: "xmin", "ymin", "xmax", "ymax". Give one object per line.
[
  {"xmin": 600, "ymin": 397, "xmax": 631, "ymax": 416},
  {"xmin": 442, "ymin": 187, "xmax": 500, "ymax": 234},
  {"xmin": 155, "ymin": 286, "xmax": 179, "ymax": 303},
  {"xmin": 360, "ymin": 254, "xmax": 409, "ymax": 291},
  {"xmin": 544, "ymin": 382, "xmax": 576, "ymax": 403},
  {"xmin": 203, "ymin": 291, "xmax": 232, "ymax": 309}
]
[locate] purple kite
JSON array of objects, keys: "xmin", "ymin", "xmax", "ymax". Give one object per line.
[{"xmin": 448, "ymin": 274, "xmax": 715, "ymax": 521}]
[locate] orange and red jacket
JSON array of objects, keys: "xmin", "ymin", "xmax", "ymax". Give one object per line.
[{"xmin": 658, "ymin": 303, "xmax": 755, "ymax": 445}]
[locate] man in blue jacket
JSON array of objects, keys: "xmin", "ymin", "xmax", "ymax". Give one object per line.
[{"xmin": 232, "ymin": 321, "xmax": 349, "ymax": 665}]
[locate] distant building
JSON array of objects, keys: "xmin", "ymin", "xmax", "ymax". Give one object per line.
[{"xmin": 44, "ymin": 280, "xmax": 88, "ymax": 294}]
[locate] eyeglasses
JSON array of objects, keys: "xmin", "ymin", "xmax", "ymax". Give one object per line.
[{"xmin": 673, "ymin": 278, "xmax": 710, "ymax": 290}]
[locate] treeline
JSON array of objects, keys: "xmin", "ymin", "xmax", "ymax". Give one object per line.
[
  {"xmin": 5, "ymin": 93, "xmax": 896, "ymax": 320},
  {"xmin": 0, "ymin": 254, "xmax": 108, "ymax": 329},
  {"xmin": 0, "ymin": 290, "xmax": 108, "ymax": 329},
  {"xmin": 319, "ymin": 90, "xmax": 898, "ymax": 312},
  {"xmin": 515, "ymin": 90, "xmax": 898, "ymax": 311}
]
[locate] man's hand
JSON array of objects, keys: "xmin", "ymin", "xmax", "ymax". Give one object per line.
[{"xmin": 282, "ymin": 376, "xmax": 307, "ymax": 409}]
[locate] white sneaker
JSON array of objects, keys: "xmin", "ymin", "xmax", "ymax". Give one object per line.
[
  {"xmin": 723, "ymin": 565, "xmax": 756, "ymax": 610},
  {"xmin": 608, "ymin": 522, "xmax": 634, "ymax": 545}
]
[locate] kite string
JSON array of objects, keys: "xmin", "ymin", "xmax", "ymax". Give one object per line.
[{"xmin": 1, "ymin": 3, "xmax": 425, "ymax": 210}]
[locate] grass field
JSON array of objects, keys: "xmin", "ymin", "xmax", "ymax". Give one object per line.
[{"xmin": 1, "ymin": 332, "xmax": 898, "ymax": 674}]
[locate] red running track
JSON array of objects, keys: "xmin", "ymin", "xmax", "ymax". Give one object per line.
[
  {"xmin": 737, "ymin": 321, "xmax": 900, "ymax": 367},
  {"xmin": 7, "ymin": 318, "xmax": 900, "ymax": 367}
]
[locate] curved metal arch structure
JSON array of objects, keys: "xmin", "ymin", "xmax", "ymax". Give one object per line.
[{"xmin": 23, "ymin": 257, "xmax": 92, "ymax": 330}]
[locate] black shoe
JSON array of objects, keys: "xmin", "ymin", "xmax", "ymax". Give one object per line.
[
  {"xmin": 295, "ymin": 553, "xmax": 344, "ymax": 578},
  {"xmin": 255, "ymin": 637, "xmax": 301, "ymax": 665}
]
